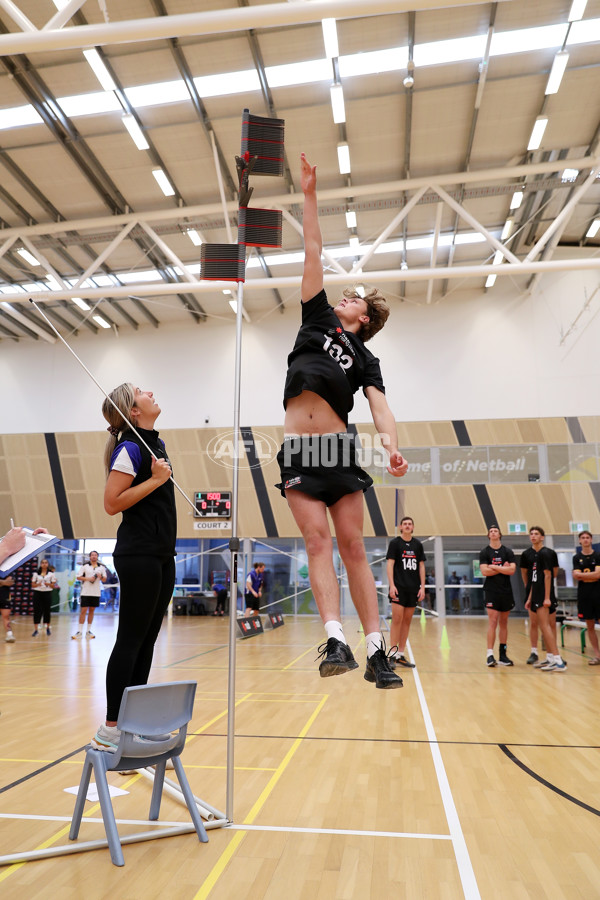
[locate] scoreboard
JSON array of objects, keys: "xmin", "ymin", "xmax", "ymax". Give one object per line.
[{"xmin": 194, "ymin": 491, "xmax": 232, "ymax": 518}]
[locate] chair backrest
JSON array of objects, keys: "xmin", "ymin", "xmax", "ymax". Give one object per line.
[{"xmin": 117, "ymin": 681, "xmax": 197, "ymax": 737}]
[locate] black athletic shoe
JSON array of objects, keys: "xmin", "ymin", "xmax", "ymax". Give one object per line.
[
  {"xmin": 526, "ymin": 652, "xmax": 538, "ymax": 665},
  {"xmin": 395, "ymin": 655, "xmax": 416, "ymax": 669},
  {"xmin": 315, "ymin": 638, "xmax": 359, "ymax": 677},
  {"xmin": 364, "ymin": 648, "xmax": 403, "ymax": 689},
  {"xmin": 487, "ymin": 655, "xmax": 497, "ymax": 667},
  {"xmin": 498, "ymin": 654, "xmax": 514, "ymax": 666}
]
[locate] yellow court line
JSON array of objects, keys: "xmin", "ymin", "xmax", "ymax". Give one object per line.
[
  {"xmin": 193, "ymin": 694, "xmax": 328, "ymax": 900},
  {"xmin": 0, "ymin": 772, "xmax": 142, "ymax": 884},
  {"xmin": 190, "ymin": 692, "xmax": 253, "ymax": 736}
]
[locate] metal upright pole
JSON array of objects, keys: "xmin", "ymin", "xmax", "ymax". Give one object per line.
[{"xmin": 225, "ymin": 279, "xmax": 244, "ymax": 822}]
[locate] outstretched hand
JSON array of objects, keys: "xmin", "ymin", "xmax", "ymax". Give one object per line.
[
  {"xmin": 300, "ymin": 153, "xmax": 317, "ymax": 194},
  {"xmin": 387, "ymin": 451, "xmax": 409, "ymax": 478}
]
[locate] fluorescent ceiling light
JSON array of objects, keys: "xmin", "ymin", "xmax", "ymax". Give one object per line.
[
  {"xmin": 545, "ymin": 50, "xmax": 569, "ymax": 94},
  {"xmin": 330, "ymin": 83, "xmax": 346, "ymax": 124},
  {"xmin": 501, "ymin": 219, "xmax": 513, "ymax": 240},
  {"xmin": 562, "ymin": 168, "xmax": 579, "ymax": 182},
  {"xmin": 492, "ymin": 250, "xmax": 503, "ymax": 265},
  {"xmin": 228, "ymin": 299, "xmax": 238, "ymax": 313},
  {"xmin": 527, "ymin": 116, "xmax": 548, "ymax": 151},
  {"xmin": 569, "ymin": 0, "xmax": 588, "ymax": 21},
  {"xmin": 93, "ymin": 314, "xmax": 111, "ymax": 329},
  {"xmin": 586, "ymin": 218, "xmax": 600, "ymax": 238},
  {"xmin": 222, "ymin": 289, "xmax": 232, "ymax": 295},
  {"xmin": 337, "ymin": 142, "xmax": 351, "ymax": 175},
  {"xmin": 186, "ymin": 229, "xmax": 203, "ymax": 246},
  {"xmin": 345, "ymin": 210, "xmax": 357, "ymax": 228},
  {"xmin": 83, "ymin": 48, "xmax": 116, "ymax": 92},
  {"xmin": 355, "ymin": 284, "xmax": 365, "ymax": 297},
  {"xmin": 322, "ymin": 18, "xmax": 339, "ymax": 59},
  {"xmin": 121, "ymin": 113, "xmax": 149, "ymax": 150},
  {"xmin": 72, "ymin": 297, "xmax": 91, "ymax": 310},
  {"xmin": 349, "ymin": 236, "xmax": 360, "ymax": 252},
  {"xmin": 152, "ymin": 167, "xmax": 175, "ymax": 197},
  {"xmin": 52, "ymin": 1, "xmax": 70, "ymax": 8},
  {"xmin": 16, "ymin": 247, "xmax": 40, "ymax": 266},
  {"xmin": 485, "ymin": 273, "xmax": 497, "ymax": 288},
  {"xmin": 510, "ymin": 190, "xmax": 524, "ymax": 210},
  {"xmin": 46, "ymin": 275, "xmax": 61, "ymax": 290},
  {"xmin": 3, "ymin": 20, "xmax": 600, "ymax": 134}
]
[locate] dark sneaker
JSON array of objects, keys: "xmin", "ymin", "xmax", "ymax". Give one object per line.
[
  {"xmin": 395, "ymin": 655, "xmax": 416, "ymax": 668},
  {"xmin": 364, "ymin": 648, "xmax": 403, "ymax": 689},
  {"xmin": 487, "ymin": 655, "xmax": 497, "ymax": 667},
  {"xmin": 315, "ymin": 638, "xmax": 359, "ymax": 677},
  {"xmin": 526, "ymin": 652, "xmax": 538, "ymax": 665},
  {"xmin": 498, "ymin": 654, "xmax": 514, "ymax": 666}
]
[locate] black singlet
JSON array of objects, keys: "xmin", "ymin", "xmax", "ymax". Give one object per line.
[
  {"xmin": 283, "ymin": 290, "xmax": 385, "ymax": 426},
  {"xmin": 479, "ymin": 544, "xmax": 515, "ymax": 597},
  {"xmin": 386, "ymin": 537, "xmax": 426, "ymax": 592}
]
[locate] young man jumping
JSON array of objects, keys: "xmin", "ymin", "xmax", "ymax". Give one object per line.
[{"xmin": 276, "ymin": 153, "xmax": 408, "ymax": 689}]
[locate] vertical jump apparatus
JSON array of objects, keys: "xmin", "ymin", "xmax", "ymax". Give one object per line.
[
  {"xmin": 199, "ymin": 109, "xmax": 285, "ymax": 821},
  {"xmin": 28, "ymin": 109, "xmax": 285, "ymax": 828}
]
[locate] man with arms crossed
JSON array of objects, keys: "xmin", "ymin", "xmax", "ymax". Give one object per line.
[
  {"xmin": 276, "ymin": 154, "xmax": 407, "ymax": 689},
  {"xmin": 386, "ymin": 517, "xmax": 425, "ymax": 668},
  {"xmin": 572, "ymin": 530, "xmax": 600, "ymax": 665},
  {"xmin": 479, "ymin": 525, "xmax": 516, "ymax": 667},
  {"xmin": 520, "ymin": 526, "xmax": 566, "ymax": 672}
]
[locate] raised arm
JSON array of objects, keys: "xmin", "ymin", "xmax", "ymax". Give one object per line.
[{"xmin": 300, "ymin": 153, "xmax": 323, "ymax": 302}]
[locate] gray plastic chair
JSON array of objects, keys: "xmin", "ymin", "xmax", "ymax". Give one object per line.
[{"xmin": 69, "ymin": 681, "xmax": 208, "ymax": 866}]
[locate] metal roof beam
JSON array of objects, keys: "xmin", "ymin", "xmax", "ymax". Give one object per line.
[{"xmin": 0, "ymin": 0, "xmax": 512, "ymax": 56}]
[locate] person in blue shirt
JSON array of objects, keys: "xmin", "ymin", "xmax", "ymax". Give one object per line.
[{"xmin": 244, "ymin": 562, "xmax": 265, "ymax": 616}]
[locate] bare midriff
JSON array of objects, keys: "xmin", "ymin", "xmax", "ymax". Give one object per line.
[{"xmin": 284, "ymin": 391, "xmax": 346, "ymax": 436}]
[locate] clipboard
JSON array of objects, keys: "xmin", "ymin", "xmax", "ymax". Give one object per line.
[{"xmin": 0, "ymin": 529, "xmax": 60, "ymax": 577}]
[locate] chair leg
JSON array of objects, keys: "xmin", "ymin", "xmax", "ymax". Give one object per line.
[
  {"xmin": 172, "ymin": 757, "xmax": 208, "ymax": 843},
  {"xmin": 149, "ymin": 761, "xmax": 166, "ymax": 820},
  {"xmin": 69, "ymin": 757, "xmax": 93, "ymax": 840},
  {"xmin": 91, "ymin": 755, "xmax": 125, "ymax": 867}
]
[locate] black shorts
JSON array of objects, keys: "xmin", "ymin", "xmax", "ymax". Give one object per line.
[
  {"xmin": 529, "ymin": 596, "xmax": 557, "ymax": 614},
  {"xmin": 578, "ymin": 596, "xmax": 600, "ymax": 621},
  {"xmin": 390, "ymin": 588, "xmax": 418, "ymax": 608},
  {"xmin": 484, "ymin": 592, "xmax": 515, "ymax": 613},
  {"xmin": 275, "ymin": 434, "xmax": 373, "ymax": 507},
  {"xmin": 245, "ymin": 595, "xmax": 260, "ymax": 610},
  {"xmin": 80, "ymin": 597, "xmax": 100, "ymax": 608},
  {"xmin": 0, "ymin": 599, "xmax": 11, "ymax": 610}
]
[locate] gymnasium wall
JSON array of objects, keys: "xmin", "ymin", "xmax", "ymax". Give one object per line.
[
  {"xmin": 3, "ymin": 416, "xmax": 600, "ymax": 540},
  {"xmin": 2, "ymin": 265, "xmax": 600, "ymax": 538},
  {"xmin": 2, "ymin": 262, "xmax": 600, "ymax": 435}
]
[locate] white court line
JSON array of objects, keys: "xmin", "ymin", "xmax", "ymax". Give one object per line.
[
  {"xmin": 226, "ymin": 823, "xmax": 451, "ymax": 840},
  {"xmin": 407, "ymin": 640, "xmax": 481, "ymax": 899}
]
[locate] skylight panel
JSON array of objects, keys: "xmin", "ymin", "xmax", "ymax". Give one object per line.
[
  {"xmin": 490, "ymin": 23, "xmax": 567, "ymax": 57},
  {"xmin": 60, "ymin": 90, "xmax": 121, "ymax": 118},
  {"xmin": 339, "ymin": 47, "xmax": 408, "ymax": 78},
  {"xmin": 125, "ymin": 80, "xmax": 190, "ymax": 108},
  {"xmin": 414, "ymin": 34, "xmax": 485, "ymax": 67},
  {"xmin": 0, "ymin": 105, "xmax": 42, "ymax": 130},
  {"xmin": 568, "ymin": 18, "xmax": 600, "ymax": 44},
  {"xmin": 266, "ymin": 59, "xmax": 330, "ymax": 89}
]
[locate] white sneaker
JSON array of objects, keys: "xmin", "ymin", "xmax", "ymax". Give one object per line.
[
  {"xmin": 71, "ymin": 631, "xmax": 82, "ymax": 640},
  {"xmin": 86, "ymin": 631, "xmax": 95, "ymax": 639},
  {"xmin": 5, "ymin": 632, "xmax": 15, "ymax": 643},
  {"xmin": 91, "ymin": 723, "xmax": 121, "ymax": 752}
]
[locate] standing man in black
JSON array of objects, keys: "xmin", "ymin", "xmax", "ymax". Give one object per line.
[
  {"xmin": 572, "ymin": 530, "xmax": 600, "ymax": 665},
  {"xmin": 519, "ymin": 525, "xmax": 559, "ymax": 666},
  {"xmin": 479, "ymin": 525, "xmax": 516, "ymax": 667},
  {"xmin": 386, "ymin": 516, "xmax": 426, "ymax": 668},
  {"xmin": 519, "ymin": 526, "xmax": 566, "ymax": 672}
]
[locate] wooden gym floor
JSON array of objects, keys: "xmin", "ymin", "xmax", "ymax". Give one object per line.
[{"xmin": 0, "ymin": 611, "xmax": 599, "ymax": 899}]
